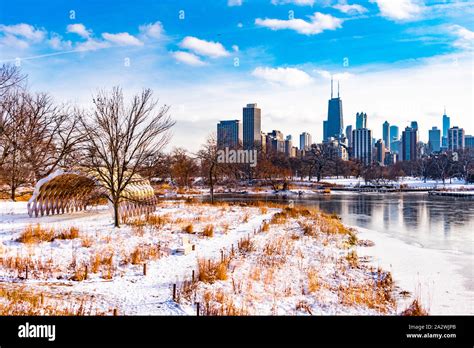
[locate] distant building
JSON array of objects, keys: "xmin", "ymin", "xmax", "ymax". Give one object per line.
[
  {"xmin": 299, "ymin": 132, "xmax": 312, "ymax": 150},
  {"xmin": 217, "ymin": 120, "xmax": 242, "ymax": 148},
  {"xmin": 355, "ymin": 112, "xmax": 367, "ymax": 129},
  {"xmin": 442, "ymin": 111, "xmax": 450, "ymax": 149},
  {"xmin": 410, "ymin": 121, "xmax": 418, "ymax": 130},
  {"xmin": 465, "ymin": 135, "xmax": 474, "ymax": 149},
  {"xmin": 401, "ymin": 126, "xmax": 418, "ymax": 161},
  {"xmin": 383, "ymin": 121, "xmax": 390, "ymax": 151},
  {"xmin": 285, "ymin": 135, "xmax": 293, "ymax": 157},
  {"xmin": 448, "ymin": 126, "xmax": 465, "ymax": 151},
  {"xmin": 428, "ymin": 126, "xmax": 441, "ymax": 153},
  {"xmin": 323, "ymin": 79, "xmax": 344, "ymax": 141},
  {"xmin": 390, "ymin": 125, "xmax": 399, "ymax": 141},
  {"xmin": 243, "ymin": 103, "xmax": 261, "ymax": 150},
  {"xmin": 385, "ymin": 152, "xmax": 397, "ymax": 166},
  {"xmin": 267, "ymin": 130, "xmax": 285, "ymax": 153},
  {"xmin": 352, "ymin": 128, "xmax": 372, "ymax": 165},
  {"xmin": 391, "ymin": 140, "xmax": 401, "ymax": 155},
  {"xmin": 345, "ymin": 125, "xmax": 353, "ymax": 148},
  {"xmin": 375, "ymin": 139, "xmax": 385, "ymax": 165}
]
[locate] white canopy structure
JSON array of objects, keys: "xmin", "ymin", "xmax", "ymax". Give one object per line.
[{"xmin": 27, "ymin": 170, "xmax": 157, "ymax": 219}]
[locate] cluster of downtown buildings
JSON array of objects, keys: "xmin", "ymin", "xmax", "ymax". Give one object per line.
[{"xmin": 217, "ymin": 80, "xmax": 473, "ymax": 166}]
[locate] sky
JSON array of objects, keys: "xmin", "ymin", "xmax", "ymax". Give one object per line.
[{"xmin": 0, "ymin": 0, "xmax": 473, "ymax": 151}]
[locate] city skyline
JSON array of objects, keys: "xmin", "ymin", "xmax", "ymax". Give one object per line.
[{"xmin": 0, "ymin": 0, "xmax": 472, "ymax": 151}]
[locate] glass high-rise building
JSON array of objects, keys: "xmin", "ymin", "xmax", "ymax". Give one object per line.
[
  {"xmin": 442, "ymin": 111, "xmax": 450, "ymax": 148},
  {"xmin": 383, "ymin": 121, "xmax": 390, "ymax": 151},
  {"xmin": 390, "ymin": 125, "xmax": 399, "ymax": 140},
  {"xmin": 448, "ymin": 127, "xmax": 465, "ymax": 151},
  {"xmin": 345, "ymin": 125, "xmax": 353, "ymax": 148},
  {"xmin": 243, "ymin": 103, "xmax": 261, "ymax": 150},
  {"xmin": 428, "ymin": 126, "xmax": 441, "ymax": 153},
  {"xmin": 299, "ymin": 132, "xmax": 312, "ymax": 150},
  {"xmin": 323, "ymin": 79, "xmax": 343, "ymax": 141},
  {"xmin": 401, "ymin": 127, "xmax": 418, "ymax": 161},
  {"xmin": 352, "ymin": 128, "xmax": 372, "ymax": 165},
  {"xmin": 355, "ymin": 112, "xmax": 367, "ymax": 129},
  {"xmin": 217, "ymin": 120, "xmax": 242, "ymax": 148}
]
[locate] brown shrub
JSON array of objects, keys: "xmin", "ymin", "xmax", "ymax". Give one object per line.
[
  {"xmin": 401, "ymin": 299, "xmax": 428, "ymax": 316},
  {"xmin": 202, "ymin": 225, "xmax": 214, "ymax": 238},
  {"xmin": 198, "ymin": 258, "xmax": 228, "ymax": 284}
]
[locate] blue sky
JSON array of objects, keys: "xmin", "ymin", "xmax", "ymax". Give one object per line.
[{"xmin": 0, "ymin": 0, "xmax": 473, "ymax": 150}]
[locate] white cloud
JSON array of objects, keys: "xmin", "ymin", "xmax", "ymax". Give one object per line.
[
  {"xmin": 232, "ymin": 45, "xmax": 239, "ymax": 52},
  {"xmin": 180, "ymin": 36, "xmax": 230, "ymax": 58},
  {"xmin": 228, "ymin": 0, "xmax": 243, "ymax": 6},
  {"xmin": 66, "ymin": 23, "xmax": 91, "ymax": 39},
  {"xmin": 0, "ymin": 35, "xmax": 29, "ymax": 49},
  {"xmin": 333, "ymin": 2, "xmax": 368, "ymax": 15},
  {"xmin": 252, "ymin": 66, "xmax": 313, "ymax": 87},
  {"xmin": 139, "ymin": 21, "xmax": 164, "ymax": 40},
  {"xmin": 172, "ymin": 51, "xmax": 207, "ymax": 66},
  {"xmin": 271, "ymin": 0, "xmax": 315, "ymax": 5},
  {"xmin": 449, "ymin": 25, "xmax": 474, "ymax": 50},
  {"xmin": 76, "ymin": 38, "xmax": 111, "ymax": 52},
  {"xmin": 369, "ymin": 0, "xmax": 424, "ymax": 21},
  {"xmin": 102, "ymin": 32, "xmax": 143, "ymax": 46},
  {"xmin": 255, "ymin": 12, "xmax": 343, "ymax": 35},
  {"xmin": 0, "ymin": 23, "xmax": 45, "ymax": 42},
  {"xmin": 48, "ymin": 34, "xmax": 72, "ymax": 50},
  {"xmin": 314, "ymin": 69, "xmax": 354, "ymax": 81}
]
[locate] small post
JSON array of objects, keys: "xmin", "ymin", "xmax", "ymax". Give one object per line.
[
  {"xmin": 231, "ymin": 244, "xmax": 234, "ymax": 255},
  {"xmin": 143, "ymin": 263, "xmax": 147, "ymax": 276},
  {"xmin": 25, "ymin": 265, "xmax": 28, "ymax": 280},
  {"xmin": 113, "ymin": 308, "xmax": 118, "ymax": 316},
  {"xmin": 192, "ymin": 270, "xmax": 195, "ymax": 282},
  {"xmin": 196, "ymin": 302, "xmax": 200, "ymax": 316},
  {"xmin": 220, "ymin": 249, "xmax": 224, "ymax": 262},
  {"xmin": 173, "ymin": 284, "xmax": 177, "ymax": 301},
  {"xmin": 85, "ymin": 265, "xmax": 88, "ymax": 280},
  {"xmin": 41, "ymin": 293, "xmax": 44, "ymax": 305},
  {"xmin": 208, "ymin": 259, "xmax": 211, "ymax": 269}
]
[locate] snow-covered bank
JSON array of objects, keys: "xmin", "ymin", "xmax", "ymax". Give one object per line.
[{"xmin": 356, "ymin": 226, "xmax": 474, "ymax": 315}]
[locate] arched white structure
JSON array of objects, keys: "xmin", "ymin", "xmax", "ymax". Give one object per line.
[{"xmin": 27, "ymin": 170, "xmax": 157, "ymax": 219}]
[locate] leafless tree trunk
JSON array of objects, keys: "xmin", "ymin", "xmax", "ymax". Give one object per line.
[
  {"xmin": 78, "ymin": 87, "xmax": 174, "ymax": 227},
  {"xmin": 197, "ymin": 135, "xmax": 220, "ymax": 204}
]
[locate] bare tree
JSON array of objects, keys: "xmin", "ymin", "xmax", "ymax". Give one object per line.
[
  {"xmin": 303, "ymin": 143, "xmax": 334, "ymax": 182},
  {"xmin": 170, "ymin": 148, "xmax": 198, "ymax": 187},
  {"xmin": 197, "ymin": 134, "xmax": 222, "ymax": 204},
  {"xmin": 79, "ymin": 87, "xmax": 175, "ymax": 227},
  {"xmin": 0, "ymin": 64, "xmax": 26, "ymax": 97}
]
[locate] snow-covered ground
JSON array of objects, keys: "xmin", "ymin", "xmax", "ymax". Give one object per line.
[
  {"xmin": 357, "ymin": 227, "xmax": 474, "ymax": 315},
  {"xmin": 0, "ymin": 200, "xmax": 399, "ymax": 315}
]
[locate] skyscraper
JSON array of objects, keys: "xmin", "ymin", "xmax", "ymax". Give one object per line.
[
  {"xmin": 352, "ymin": 128, "xmax": 372, "ymax": 165},
  {"xmin": 410, "ymin": 121, "xmax": 418, "ymax": 130},
  {"xmin": 428, "ymin": 126, "xmax": 441, "ymax": 153},
  {"xmin": 442, "ymin": 110, "xmax": 450, "ymax": 148},
  {"xmin": 345, "ymin": 125, "xmax": 353, "ymax": 148},
  {"xmin": 375, "ymin": 139, "xmax": 385, "ymax": 165},
  {"xmin": 401, "ymin": 127, "xmax": 418, "ymax": 161},
  {"xmin": 355, "ymin": 112, "xmax": 367, "ymax": 129},
  {"xmin": 448, "ymin": 126, "xmax": 465, "ymax": 151},
  {"xmin": 243, "ymin": 103, "xmax": 261, "ymax": 150},
  {"xmin": 390, "ymin": 125, "xmax": 399, "ymax": 140},
  {"xmin": 382, "ymin": 121, "xmax": 390, "ymax": 151},
  {"xmin": 323, "ymin": 79, "xmax": 343, "ymax": 141},
  {"xmin": 299, "ymin": 132, "xmax": 312, "ymax": 150},
  {"xmin": 266, "ymin": 130, "xmax": 285, "ymax": 153},
  {"xmin": 465, "ymin": 135, "xmax": 474, "ymax": 149},
  {"xmin": 217, "ymin": 120, "xmax": 242, "ymax": 148}
]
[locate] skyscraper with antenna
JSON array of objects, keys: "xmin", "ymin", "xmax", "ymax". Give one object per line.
[{"xmin": 323, "ymin": 77, "xmax": 344, "ymax": 141}]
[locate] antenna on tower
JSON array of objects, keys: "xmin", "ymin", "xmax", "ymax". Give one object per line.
[
  {"xmin": 338, "ymin": 81, "xmax": 340, "ymax": 98},
  {"xmin": 444, "ymin": 106, "xmax": 446, "ymax": 115},
  {"xmin": 331, "ymin": 76, "xmax": 333, "ymax": 99}
]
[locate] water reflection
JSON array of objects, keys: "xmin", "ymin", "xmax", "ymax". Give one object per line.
[{"xmin": 214, "ymin": 193, "xmax": 474, "ymax": 255}]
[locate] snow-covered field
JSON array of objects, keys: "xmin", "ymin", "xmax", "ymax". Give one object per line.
[{"xmin": 0, "ymin": 200, "xmax": 401, "ymax": 315}]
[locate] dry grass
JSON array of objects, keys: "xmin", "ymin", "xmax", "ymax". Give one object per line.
[
  {"xmin": 0, "ymin": 255, "xmax": 56, "ymax": 279},
  {"xmin": 345, "ymin": 250, "xmax": 359, "ymax": 268},
  {"xmin": 201, "ymin": 289, "xmax": 247, "ymax": 316},
  {"xmin": 126, "ymin": 243, "xmax": 161, "ymax": 265},
  {"xmin": 81, "ymin": 236, "xmax": 93, "ymax": 248},
  {"xmin": 237, "ymin": 236, "xmax": 255, "ymax": 254},
  {"xmin": 307, "ymin": 268, "xmax": 320, "ymax": 293},
  {"xmin": 183, "ymin": 224, "xmax": 194, "ymax": 234},
  {"xmin": 0, "ymin": 285, "xmax": 100, "ymax": 315},
  {"xmin": 198, "ymin": 258, "xmax": 229, "ymax": 284},
  {"xmin": 17, "ymin": 225, "xmax": 80, "ymax": 244},
  {"xmin": 401, "ymin": 299, "xmax": 428, "ymax": 316},
  {"xmin": 202, "ymin": 225, "xmax": 214, "ymax": 238},
  {"xmin": 261, "ymin": 222, "xmax": 269, "ymax": 232}
]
